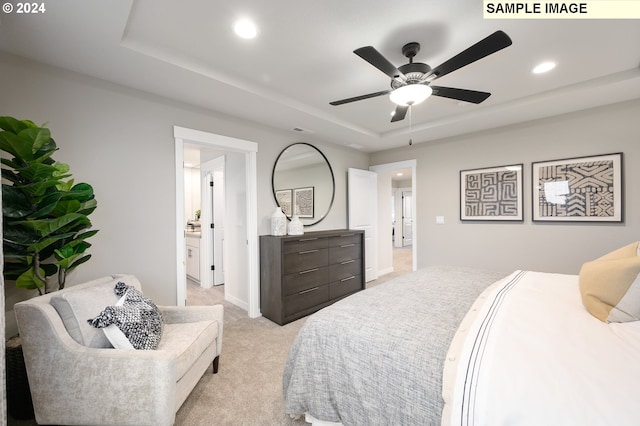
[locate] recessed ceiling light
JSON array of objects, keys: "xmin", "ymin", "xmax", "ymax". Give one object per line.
[
  {"xmin": 396, "ymin": 172, "xmax": 404, "ymax": 177},
  {"xmin": 234, "ymin": 19, "xmax": 258, "ymax": 39},
  {"xmin": 532, "ymin": 61, "xmax": 556, "ymax": 74}
]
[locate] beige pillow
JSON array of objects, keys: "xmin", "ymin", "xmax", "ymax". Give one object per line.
[{"xmin": 579, "ymin": 242, "xmax": 640, "ymax": 323}]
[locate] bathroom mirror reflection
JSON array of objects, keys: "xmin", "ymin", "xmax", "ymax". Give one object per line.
[{"xmin": 272, "ymin": 143, "xmax": 335, "ymax": 226}]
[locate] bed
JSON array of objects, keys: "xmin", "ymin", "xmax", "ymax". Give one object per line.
[{"xmin": 283, "ymin": 249, "xmax": 640, "ymax": 426}]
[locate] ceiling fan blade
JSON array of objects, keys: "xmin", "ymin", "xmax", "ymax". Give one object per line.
[
  {"xmin": 391, "ymin": 105, "xmax": 409, "ymax": 122},
  {"xmin": 425, "ymin": 30, "xmax": 512, "ymax": 81},
  {"xmin": 430, "ymin": 86, "xmax": 491, "ymax": 104},
  {"xmin": 330, "ymin": 90, "xmax": 390, "ymax": 106},
  {"xmin": 354, "ymin": 46, "xmax": 406, "ymax": 81}
]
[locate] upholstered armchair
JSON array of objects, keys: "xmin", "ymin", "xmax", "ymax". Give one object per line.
[{"xmin": 14, "ymin": 274, "xmax": 223, "ymax": 426}]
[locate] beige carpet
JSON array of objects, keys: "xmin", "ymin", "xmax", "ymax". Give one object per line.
[
  {"xmin": 8, "ymin": 247, "xmax": 413, "ymax": 425},
  {"xmin": 176, "ymin": 246, "xmax": 413, "ymax": 425}
]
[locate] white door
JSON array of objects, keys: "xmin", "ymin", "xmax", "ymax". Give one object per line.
[
  {"xmin": 200, "ymin": 156, "xmax": 226, "ymax": 288},
  {"xmin": 348, "ymin": 168, "xmax": 378, "ymax": 282},
  {"xmin": 212, "ymin": 164, "xmax": 225, "ymax": 286},
  {"xmin": 402, "ymin": 191, "xmax": 413, "ymax": 247}
]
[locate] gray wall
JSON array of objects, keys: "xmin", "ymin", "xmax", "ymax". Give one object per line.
[
  {"xmin": 0, "ymin": 53, "xmax": 369, "ymax": 325},
  {"xmin": 371, "ymin": 99, "xmax": 640, "ymax": 275},
  {"xmin": 3, "ymin": 49, "xmax": 638, "ymax": 332}
]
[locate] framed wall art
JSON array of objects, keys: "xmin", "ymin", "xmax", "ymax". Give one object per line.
[
  {"xmin": 460, "ymin": 164, "xmax": 523, "ymax": 221},
  {"xmin": 293, "ymin": 186, "xmax": 314, "ymax": 218},
  {"xmin": 532, "ymin": 153, "xmax": 623, "ymax": 222},
  {"xmin": 275, "ymin": 189, "xmax": 292, "ymax": 217}
]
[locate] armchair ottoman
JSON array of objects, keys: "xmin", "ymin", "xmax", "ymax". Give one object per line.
[{"xmin": 14, "ymin": 274, "xmax": 223, "ymax": 426}]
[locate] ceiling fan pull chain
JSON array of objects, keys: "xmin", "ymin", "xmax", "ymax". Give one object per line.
[{"xmin": 408, "ymin": 105, "xmax": 413, "ymax": 146}]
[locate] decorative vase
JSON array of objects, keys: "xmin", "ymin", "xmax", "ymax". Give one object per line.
[
  {"xmin": 288, "ymin": 215, "xmax": 304, "ymax": 235},
  {"xmin": 271, "ymin": 207, "xmax": 287, "ymax": 236}
]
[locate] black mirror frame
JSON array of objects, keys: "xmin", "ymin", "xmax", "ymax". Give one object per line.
[{"xmin": 271, "ymin": 142, "xmax": 336, "ymax": 227}]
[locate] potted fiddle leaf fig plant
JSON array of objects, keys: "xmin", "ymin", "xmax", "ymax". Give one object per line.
[{"xmin": 1, "ymin": 116, "xmax": 99, "ymax": 294}]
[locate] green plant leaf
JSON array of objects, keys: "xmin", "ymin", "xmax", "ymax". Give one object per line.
[
  {"xmin": 74, "ymin": 229, "xmax": 99, "ymax": 241},
  {"xmin": 77, "ymin": 198, "xmax": 97, "ymax": 215},
  {"xmin": 30, "ymin": 191, "xmax": 65, "ymax": 218},
  {"xmin": 26, "ymin": 231, "xmax": 76, "ymax": 253},
  {"xmin": 16, "ymin": 268, "xmax": 46, "ymax": 290},
  {"xmin": 18, "ymin": 127, "xmax": 51, "ymax": 154},
  {"xmin": 3, "ymin": 225, "xmax": 39, "ymax": 246},
  {"xmin": 0, "ymin": 116, "xmax": 33, "ymax": 134},
  {"xmin": 16, "ymin": 213, "xmax": 86, "ymax": 237},
  {"xmin": 2, "ymin": 186, "xmax": 32, "ymax": 218},
  {"xmin": 67, "ymin": 254, "xmax": 91, "ymax": 272},
  {"xmin": 14, "ymin": 161, "xmax": 61, "ymax": 184},
  {"xmin": 51, "ymin": 199, "xmax": 81, "ymax": 216},
  {"xmin": 0, "ymin": 131, "xmax": 34, "ymax": 160}
]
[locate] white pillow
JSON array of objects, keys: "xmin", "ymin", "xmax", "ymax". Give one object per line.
[{"xmin": 101, "ymin": 295, "xmax": 135, "ymax": 350}]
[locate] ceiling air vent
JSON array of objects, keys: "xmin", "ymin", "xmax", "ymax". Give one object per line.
[{"xmin": 292, "ymin": 127, "xmax": 314, "ymax": 134}]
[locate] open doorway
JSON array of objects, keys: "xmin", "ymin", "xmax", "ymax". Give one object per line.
[
  {"xmin": 174, "ymin": 126, "xmax": 260, "ymax": 318},
  {"xmin": 369, "ymin": 160, "xmax": 417, "ymax": 280}
]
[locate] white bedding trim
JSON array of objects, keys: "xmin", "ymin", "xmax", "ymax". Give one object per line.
[
  {"xmin": 443, "ymin": 270, "xmax": 640, "ymax": 426},
  {"xmin": 441, "ymin": 271, "xmax": 518, "ymax": 424}
]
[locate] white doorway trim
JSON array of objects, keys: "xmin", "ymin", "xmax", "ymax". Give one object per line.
[
  {"xmin": 369, "ymin": 159, "xmax": 417, "ymax": 272},
  {"xmin": 173, "ymin": 126, "xmax": 260, "ymax": 318}
]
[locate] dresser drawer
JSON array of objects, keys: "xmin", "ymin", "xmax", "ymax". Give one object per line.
[
  {"xmin": 283, "ymin": 237, "xmax": 328, "ymax": 254},
  {"xmin": 329, "ymin": 259, "xmax": 361, "ymax": 282},
  {"xmin": 329, "ymin": 233, "xmax": 361, "ymax": 247},
  {"xmin": 284, "ymin": 284, "xmax": 329, "ymax": 316},
  {"xmin": 283, "ymin": 267, "xmax": 329, "ymax": 295},
  {"xmin": 329, "ymin": 244, "xmax": 360, "ymax": 264},
  {"xmin": 260, "ymin": 230, "xmax": 364, "ymax": 325},
  {"xmin": 329, "ymin": 275, "xmax": 363, "ymax": 300},
  {"xmin": 284, "ymin": 248, "xmax": 328, "ymax": 274}
]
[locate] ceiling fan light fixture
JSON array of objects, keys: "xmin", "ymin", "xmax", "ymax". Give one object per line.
[{"xmin": 389, "ymin": 84, "xmax": 432, "ymax": 106}]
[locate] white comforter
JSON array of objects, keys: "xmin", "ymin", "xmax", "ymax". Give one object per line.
[{"xmin": 443, "ymin": 270, "xmax": 640, "ymax": 426}]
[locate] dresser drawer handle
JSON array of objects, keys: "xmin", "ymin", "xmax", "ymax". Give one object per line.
[
  {"xmin": 340, "ymin": 260, "xmax": 355, "ymax": 265},
  {"xmin": 340, "ymin": 244, "xmax": 355, "ymax": 248},
  {"xmin": 298, "ymin": 249, "xmax": 319, "ymax": 255},
  {"xmin": 340, "ymin": 233, "xmax": 355, "ymax": 237},
  {"xmin": 299, "ymin": 268, "xmax": 319, "ymax": 275},
  {"xmin": 298, "ymin": 237, "xmax": 318, "ymax": 242},
  {"xmin": 340, "ymin": 276, "xmax": 356, "ymax": 282},
  {"xmin": 299, "ymin": 286, "xmax": 319, "ymax": 295}
]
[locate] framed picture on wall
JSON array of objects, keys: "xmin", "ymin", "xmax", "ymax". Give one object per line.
[
  {"xmin": 460, "ymin": 164, "xmax": 524, "ymax": 221},
  {"xmin": 275, "ymin": 189, "xmax": 292, "ymax": 217},
  {"xmin": 532, "ymin": 152, "xmax": 623, "ymax": 222},
  {"xmin": 293, "ymin": 186, "xmax": 314, "ymax": 218}
]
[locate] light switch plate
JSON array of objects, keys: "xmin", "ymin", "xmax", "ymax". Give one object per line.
[{"xmin": 436, "ymin": 216, "xmax": 445, "ymax": 224}]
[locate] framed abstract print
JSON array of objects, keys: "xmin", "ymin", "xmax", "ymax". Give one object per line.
[
  {"xmin": 275, "ymin": 189, "xmax": 293, "ymax": 217},
  {"xmin": 293, "ymin": 186, "xmax": 314, "ymax": 218},
  {"xmin": 532, "ymin": 153, "xmax": 623, "ymax": 222},
  {"xmin": 460, "ymin": 164, "xmax": 523, "ymax": 221}
]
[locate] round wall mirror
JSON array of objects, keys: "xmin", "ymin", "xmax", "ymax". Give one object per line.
[{"xmin": 272, "ymin": 143, "xmax": 335, "ymax": 226}]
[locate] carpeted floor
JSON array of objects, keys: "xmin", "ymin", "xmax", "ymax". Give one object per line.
[
  {"xmin": 176, "ymin": 245, "xmax": 413, "ymax": 425},
  {"xmin": 8, "ymin": 247, "xmax": 413, "ymax": 425}
]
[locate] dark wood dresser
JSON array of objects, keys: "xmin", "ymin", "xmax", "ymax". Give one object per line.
[{"xmin": 260, "ymin": 229, "xmax": 365, "ymax": 325}]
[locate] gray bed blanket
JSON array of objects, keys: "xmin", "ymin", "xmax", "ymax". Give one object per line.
[{"xmin": 283, "ymin": 265, "xmax": 507, "ymax": 426}]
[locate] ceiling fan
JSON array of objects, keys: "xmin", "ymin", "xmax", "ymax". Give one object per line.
[{"xmin": 330, "ymin": 30, "xmax": 513, "ymax": 122}]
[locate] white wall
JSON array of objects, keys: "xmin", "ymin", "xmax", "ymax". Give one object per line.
[
  {"xmin": 0, "ymin": 52, "xmax": 369, "ymax": 323},
  {"xmin": 184, "ymin": 167, "xmax": 200, "ymax": 222},
  {"xmin": 370, "ymin": 99, "xmax": 640, "ymax": 275}
]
